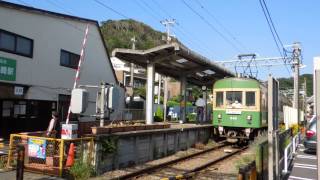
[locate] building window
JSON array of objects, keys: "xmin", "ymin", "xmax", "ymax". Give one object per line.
[
  {"xmin": 0, "ymin": 29, "xmax": 33, "ymax": 57},
  {"xmin": 60, "ymin": 49, "xmax": 80, "ymax": 69}
]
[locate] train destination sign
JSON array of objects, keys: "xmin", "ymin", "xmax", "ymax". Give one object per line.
[{"xmin": 226, "ymin": 109, "xmax": 242, "ymax": 115}]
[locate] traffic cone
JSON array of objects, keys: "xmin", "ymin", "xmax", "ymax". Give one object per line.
[{"xmin": 66, "ymin": 143, "xmax": 75, "ymax": 167}]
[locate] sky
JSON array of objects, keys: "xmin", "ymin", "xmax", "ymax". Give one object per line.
[{"xmin": 6, "ymin": 0, "xmax": 319, "ymax": 80}]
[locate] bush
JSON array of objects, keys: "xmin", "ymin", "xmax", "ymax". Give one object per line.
[
  {"xmin": 154, "ymin": 106, "xmax": 163, "ymax": 122},
  {"xmin": 69, "ymin": 159, "xmax": 95, "ymax": 180},
  {"xmin": 187, "ymin": 113, "xmax": 196, "ymax": 122},
  {"xmin": 0, "ymin": 156, "xmax": 7, "ymax": 169},
  {"xmin": 167, "ymin": 100, "xmax": 179, "ymax": 107},
  {"xmin": 291, "ymin": 124, "xmax": 299, "ymax": 135}
]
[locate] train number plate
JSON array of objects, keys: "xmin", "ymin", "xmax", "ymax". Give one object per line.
[
  {"xmin": 230, "ymin": 116, "xmax": 238, "ymax": 120},
  {"xmin": 226, "ymin": 109, "xmax": 241, "ymax": 115}
]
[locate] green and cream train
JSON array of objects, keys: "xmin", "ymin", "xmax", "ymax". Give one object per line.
[{"xmin": 212, "ymin": 77, "xmax": 290, "ymax": 143}]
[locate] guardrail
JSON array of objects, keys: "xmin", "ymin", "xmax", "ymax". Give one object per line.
[
  {"xmin": 282, "ymin": 132, "xmax": 300, "ymax": 174},
  {"xmin": 7, "ymin": 134, "xmax": 94, "ymax": 177}
]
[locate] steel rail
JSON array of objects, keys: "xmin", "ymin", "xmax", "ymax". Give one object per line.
[
  {"xmin": 161, "ymin": 146, "xmax": 248, "ymax": 180},
  {"xmin": 112, "ymin": 141, "xmax": 228, "ymax": 180}
]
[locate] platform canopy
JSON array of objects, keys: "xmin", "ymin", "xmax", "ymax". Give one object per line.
[{"xmin": 112, "ymin": 42, "xmax": 235, "ymax": 86}]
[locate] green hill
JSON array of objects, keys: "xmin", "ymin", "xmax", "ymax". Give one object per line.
[
  {"xmin": 100, "ymin": 19, "xmax": 167, "ymax": 54},
  {"xmin": 278, "ymin": 74, "xmax": 313, "ymax": 96}
]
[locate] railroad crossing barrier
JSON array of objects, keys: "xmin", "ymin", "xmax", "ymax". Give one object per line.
[
  {"xmin": 6, "ymin": 134, "xmax": 94, "ymax": 177},
  {"xmin": 282, "ymin": 132, "xmax": 301, "ymax": 174}
]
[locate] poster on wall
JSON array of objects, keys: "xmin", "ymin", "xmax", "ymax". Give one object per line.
[{"xmin": 28, "ymin": 138, "xmax": 46, "ymax": 159}]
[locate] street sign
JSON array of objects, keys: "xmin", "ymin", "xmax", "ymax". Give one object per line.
[
  {"xmin": 0, "ymin": 56, "xmax": 16, "ymax": 81},
  {"xmin": 14, "ymin": 86, "xmax": 24, "ymax": 96}
]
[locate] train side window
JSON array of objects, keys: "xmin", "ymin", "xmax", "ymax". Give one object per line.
[
  {"xmin": 216, "ymin": 92, "xmax": 224, "ymax": 107},
  {"xmin": 246, "ymin": 91, "xmax": 256, "ymax": 106}
]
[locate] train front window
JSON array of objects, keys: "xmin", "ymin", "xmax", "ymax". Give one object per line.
[
  {"xmin": 246, "ymin": 91, "xmax": 256, "ymax": 107},
  {"xmin": 216, "ymin": 92, "xmax": 224, "ymax": 107},
  {"xmin": 226, "ymin": 91, "xmax": 242, "ymax": 108}
]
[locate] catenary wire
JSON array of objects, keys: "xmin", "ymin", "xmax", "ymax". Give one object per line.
[
  {"xmin": 181, "ymin": 0, "xmax": 242, "ymax": 53},
  {"xmin": 194, "ymin": 0, "xmax": 249, "ymax": 52}
]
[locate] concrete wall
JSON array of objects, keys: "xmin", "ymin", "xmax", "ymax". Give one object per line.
[
  {"xmin": 0, "ymin": 6, "xmax": 125, "ymax": 121},
  {"xmin": 94, "ymin": 126, "xmax": 212, "ymax": 175}
]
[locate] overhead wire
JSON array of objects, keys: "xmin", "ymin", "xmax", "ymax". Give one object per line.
[
  {"xmin": 259, "ymin": 0, "xmax": 291, "ymax": 75},
  {"xmin": 45, "ymin": 0, "xmax": 75, "ymax": 15},
  {"xmin": 194, "ymin": 0, "xmax": 249, "ymax": 52},
  {"xmin": 42, "ymin": 0, "xmax": 100, "ymax": 40},
  {"xmin": 136, "ymin": 0, "xmax": 214, "ymax": 57},
  {"xmin": 181, "ymin": 0, "xmax": 242, "ymax": 53},
  {"xmin": 93, "ymin": 0, "xmax": 130, "ymax": 19},
  {"xmin": 134, "ymin": 0, "xmax": 161, "ymax": 22},
  {"xmin": 149, "ymin": 0, "xmax": 216, "ymax": 58}
]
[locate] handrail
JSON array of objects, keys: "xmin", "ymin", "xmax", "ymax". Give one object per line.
[{"xmin": 282, "ymin": 132, "xmax": 300, "ymax": 174}]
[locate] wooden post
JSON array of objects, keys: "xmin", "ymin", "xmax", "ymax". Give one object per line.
[
  {"xmin": 16, "ymin": 145, "xmax": 25, "ymax": 180},
  {"xmin": 59, "ymin": 139, "xmax": 64, "ymax": 177}
]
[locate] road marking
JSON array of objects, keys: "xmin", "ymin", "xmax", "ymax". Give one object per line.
[
  {"xmin": 295, "ymin": 163, "xmax": 317, "ymax": 167},
  {"xmin": 294, "ymin": 165, "xmax": 317, "ymax": 170},
  {"xmin": 289, "ymin": 175, "xmax": 315, "ymax": 180},
  {"xmin": 296, "ymin": 155, "xmax": 317, "ymax": 160}
]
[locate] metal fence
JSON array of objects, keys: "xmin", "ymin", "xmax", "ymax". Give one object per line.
[
  {"xmin": 7, "ymin": 134, "xmax": 94, "ymax": 177},
  {"xmin": 113, "ymin": 109, "xmax": 145, "ymax": 121},
  {"xmin": 282, "ymin": 132, "xmax": 301, "ymax": 174},
  {"xmin": 254, "ymin": 128, "xmax": 299, "ymax": 179},
  {"xmin": 279, "ymin": 129, "xmax": 293, "ymax": 161},
  {"xmin": 256, "ymin": 140, "xmax": 268, "ymax": 180}
]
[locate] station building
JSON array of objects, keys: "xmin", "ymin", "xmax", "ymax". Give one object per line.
[{"xmin": 0, "ymin": 1, "xmax": 124, "ymax": 138}]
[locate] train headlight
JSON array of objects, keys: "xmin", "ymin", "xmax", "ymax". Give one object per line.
[
  {"xmin": 245, "ymin": 128, "xmax": 251, "ymax": 137},
  {"xmin": 218, "ymin": 114, "xmax": 222, "ymax": 119},
  {"xmin": 218, "ymin": 126, "xmax": 223, "ymax": 135},
  {"xmin": 246, "ymin": 115, "xmax": 252, "ymax": 121}
]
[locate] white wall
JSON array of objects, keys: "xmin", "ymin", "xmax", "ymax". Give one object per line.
[{"xmin": 0, "ymin": 6, "xmax": 125, "ymax": 121}]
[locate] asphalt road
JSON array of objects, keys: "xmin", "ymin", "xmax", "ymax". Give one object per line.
[{"xmin": 288, "ymin": 144, "xmax": 317, "ymax": 180}]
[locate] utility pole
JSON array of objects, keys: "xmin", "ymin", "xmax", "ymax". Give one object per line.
[
  {"xmin": 161, "ymin": 19, "xmax": 176, "ymax": 120},
  {"xmin": 303, "ymin": 77, "xmax": 307, "ymax": 116},
  {"xmin": 130, "ymin": 36, "xmax": 136, "ymax": 88},
  {"xmin": 160, "ymin": 19, "xmax": 176, "ymax": 44},
  {"xmin": 268, "ymin": 75, "xmax": 280, "ymax": 180},
  {"xmin": 314, "ymin": 57, "xmax": 320, "ymax": 179},
  {"xmin": 292, "ymin": 42, "xmax": 301, "ymax": 125},
  {"xmin": 157, "ymin": 74, "xmax": 161, "ymax": 104}
]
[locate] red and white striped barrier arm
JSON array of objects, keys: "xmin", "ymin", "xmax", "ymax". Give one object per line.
[{"xmin": 66, "ymin": 24, "xmax": 89, "ymax": 124}]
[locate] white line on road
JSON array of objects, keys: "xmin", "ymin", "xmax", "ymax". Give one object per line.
[
  {"xmin": 295, "ymin": 163, "xmax": 317, "ymax": 167},
  {"xmin": 296, "ymin": 155, "xmax": 317, "ymax": 160},
  {"xmin": 289, "ymin": 175, "xmax": 315, "ymax": 180},
  {"xmin": 294, "ymin": 165, "xmax": 317, "ymax": 170}
]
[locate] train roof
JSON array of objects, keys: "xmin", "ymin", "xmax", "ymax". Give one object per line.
[{"xmin": 214, "ymin": 77, "xmax": 260, "ymax": 89}]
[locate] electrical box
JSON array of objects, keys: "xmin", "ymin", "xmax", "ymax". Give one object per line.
[
  {"xmin": 107, "ymin": 86, "xmax": 119, "ymax": 110},
  {"xmin": 61, "ymin": 123, "xmax": 78, "ymax": 139},
  {"xmin": 71, "ymin": 88, "xmax": 88, "ymax": 114}
]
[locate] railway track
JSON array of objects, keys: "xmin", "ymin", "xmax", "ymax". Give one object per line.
[{"xmin": 112, "ymin": 142, "xmax": 247, "ymax": 180}]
